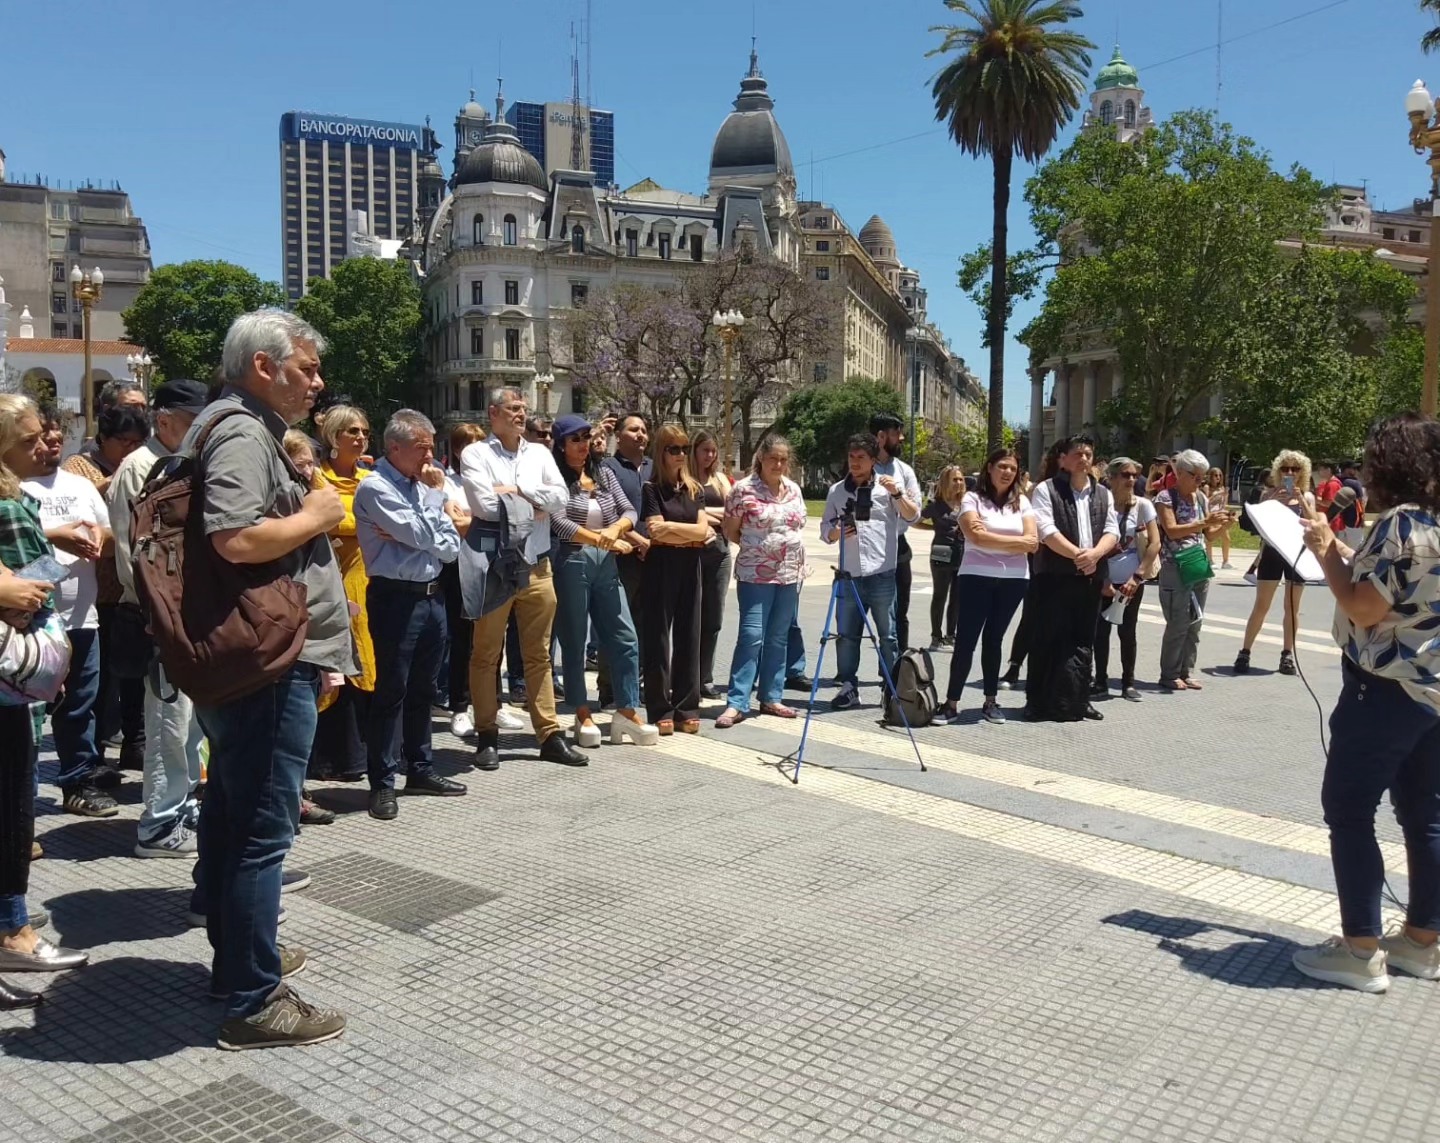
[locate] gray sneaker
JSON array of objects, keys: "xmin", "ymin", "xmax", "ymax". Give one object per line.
[
  {"xmin": 981, "ymin": 699, "xmax": 1006, "ymax": 724},
  {"xmin": 1292, "ymin": 937, "xmax": 1389, "ymax": 993},
  {"xmin": 217, "ymin": 985, "xmax": 345, "ymax": 1050},
  {"xmin": 134, "ymin": 821, "xmax": 198, "ymax": 859},
  {"xmin": 1379, "ymin": 926, "xmax": 1440, "ymax": 980},
  {"xmin": 830, "ymin": 683, "xmax": 860, "ymax": 711}
]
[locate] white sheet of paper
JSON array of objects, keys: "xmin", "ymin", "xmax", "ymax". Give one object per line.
[{"xmin": 1242, "ymin": 501, "xmax": 1326, "ymax": 583}]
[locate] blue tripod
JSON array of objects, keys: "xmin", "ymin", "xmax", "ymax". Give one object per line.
[{"xmin": 782, "ymin": 514, "xmax": 926, "ymax": 785}]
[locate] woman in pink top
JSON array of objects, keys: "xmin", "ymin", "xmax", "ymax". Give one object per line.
[{"xmin": 938, "ymin": 447, "xmax": 1038, "ymax": 725}]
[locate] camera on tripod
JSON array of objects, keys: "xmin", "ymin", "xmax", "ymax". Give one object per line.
[{"xmin": 840, "ymin": 484, "xmax": 873, "ymax": 529}]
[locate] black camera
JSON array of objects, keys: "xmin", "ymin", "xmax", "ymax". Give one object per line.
[{"xmin": 840, "ymin": 484, "xmax": 872, "ymax": 528}]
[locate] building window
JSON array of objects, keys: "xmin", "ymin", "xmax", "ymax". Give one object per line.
[
  {"xmin": 470, "ymin": 328, "xmax": 484, "ymax": 356},
  {"xmin": 51, "ymin": 293, "xmax": 67, "ymax": 315},
  {"xmin": 1383, "ymin": 227, "xmax": 1396, "ymax": 240},
  {"xmin": 658, "ymin": 233, "xmax": 672, "ymax": 260},
  {"xmin": 571, "ymin": 225, "xmax": 585, "ymax": 254},
  {"xmin": 626, "ymin": 228, "xmax": 639, "ymax": 257},
  {"xmin": 471, "ymin": 280, "xmax": 483, "ymax": 306},
  {"xmin": 504, "ymin": 279, "xmax": 519, "ymax": 306},
  {"xmin": 815, "ymin": 240, "xmax": 830, "ymax": 252},
  {"xmin": 814, "ymin": 363, "xmax": 828, "ymax": 382},
  {"xmin": 571, "ymin": 282, "xmax": 588, "ymax": 307},
  {"xmin": 473, "ymin": 214, "xmax": 485, "ymax": 245},
  {"xmin": 815, "ymin": 267, "xmax": 830, "ymax": 282},
  {"xmin": 1100, "ymin": 100, "xmax": 1114, "ymax": 127},
  {"xmin": 505, "ymin": 328, "xmax": 521, "ymax": 360},
  {"xmin": 690, "ymin": 234, "xmax": 704, "ymax": 261},
  {"xmin": 1124, "ymin": 100, "xmax": 1137, "ymax": 128},
  {"xmin": 50, "ymin": 201, "xmax": 66, "ymax": 220},
  {"xmin": 1411, "ymin": 230, "xmax": 1424, "ymax": 244},
  {"xmin": 503, "ymin": 214, "xmax": 518, "ymax": 246},
  {"xmin": 52, "ymin": 322, "xmax": 67, "ymax": 338},
  {"xmin": 51, "ymin": 262, "xmax": 66, "ymax": 283},
  {"xmin": 814, "ymin": 216, "xmax": 830, "ymax": 229}
]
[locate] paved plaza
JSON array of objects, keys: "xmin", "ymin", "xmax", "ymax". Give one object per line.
[{"xmin": 2, "ymin": 522, "xmax": 1434, "ymax": 1143}]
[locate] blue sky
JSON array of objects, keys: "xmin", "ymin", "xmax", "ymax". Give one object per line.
[{"xmin": 2, "ymin": 0, "xmax": 1434, "ymax": 419}]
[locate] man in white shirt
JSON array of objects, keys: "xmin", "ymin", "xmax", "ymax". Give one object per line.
[
  {"xmin": 108, "ymin": 379, "xmax": 209, "ymax": 856},
  {"xmin": 1025, "ymin": 434, "xmax": 1120, "ymax": 723},
  {"xmin": 22, "ymin": 441, "xmax": 114, "ymax": 816},
  {"xmin": 461, "ymin": 387, "xmax": 586, "ymax": 771},
  {"xmin": 870, "ymin": 414, "xmax": 922, "ymax": 654}
]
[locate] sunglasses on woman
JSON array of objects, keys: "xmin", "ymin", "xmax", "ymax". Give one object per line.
[
  {"xmin": 567, "ymin": 431, "xmax": 590, "ymax": 442},
  {"xmin": 664, "ymin": 444, "xmax": 688, "ymax": 456},
  {"xmin": 1278, "ymin": 465, "xmax": 1301, "ymax": 474}
]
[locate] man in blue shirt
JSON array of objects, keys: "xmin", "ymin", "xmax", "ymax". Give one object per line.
[
  {"xmin": 822, "ymin": 433, "xmax": 919, "ymax": 710},
  {"xmin": 353, "ymin": 410, "xmax": 466, "ymax": 821}
]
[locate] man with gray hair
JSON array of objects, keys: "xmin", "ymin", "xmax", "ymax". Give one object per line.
[
  {"xmin": 352, "ymin": 409, "xmax": 467, "ymax": 821},
  {"xmin": 181, "ymin": 306, "xmax": 351, "ymax": 1050}
]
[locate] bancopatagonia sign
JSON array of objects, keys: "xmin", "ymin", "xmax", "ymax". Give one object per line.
[{"xmin": 282, "ymin": 112, "xmax": 424, "ymax": 149}]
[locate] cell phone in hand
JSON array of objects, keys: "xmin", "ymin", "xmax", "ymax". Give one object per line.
[
  {"xmin": 14, "ymin": 553, "xmax": 68, "ymax": 584},
  {"xmin": 1283, "ymin": 474, "xmax": 1295, "ymax": 494}
]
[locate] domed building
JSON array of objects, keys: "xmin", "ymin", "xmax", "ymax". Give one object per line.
[{"xmin": 1081, "ymin": 46, "xmax": 1153, "ymax": 143}]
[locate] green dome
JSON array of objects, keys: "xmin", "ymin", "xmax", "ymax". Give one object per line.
[{"xmin": 1095, "ymin": 46, "xmax": 1139, "ymax": 91}]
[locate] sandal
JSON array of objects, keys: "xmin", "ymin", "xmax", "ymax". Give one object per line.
[
  {"xmin": 656, "ymin": 719, "xmax": 675, "ymax": 737},
  {"xmin": 679, "ymin": 719, "xmax": 701, "ymax": 734},
  {"xmin": 1181, "ymin": 678, "xmax": 1203, "ymax": 690},
  {"xmin": 758, "ymin": 703, "xmax": 797, "ymax": 719},
  {"xmin": 715, "ymin": 708, "xmax": 744, "ymax": 729},
  {"xmin": 1161, "ymin": 679, "xmax": 1188, "ymax": 692}
]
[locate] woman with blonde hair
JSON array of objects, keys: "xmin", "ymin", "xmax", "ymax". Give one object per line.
[
  {"xmin": 1202, "ymin": 466, "xmax": 1233, "ymax": 569},
  {"xmin": 309, "ymin": 405, "xmax": 375, "ymax": 780},
  {"xmin": 0, "ymin": 394, "xmax": 87, "ymax": 1007},
  {"xmin": 691, "ymin": 429, "xmax": 733, "ymax": 698},
  {"xmin": 642, "ymin": 424, "xmax": 711, "ymax": 734},
  {"xmin": 923, "ymin": 465, "xmax": 967, "ymax": 647},
  {"xmin": 1235, "ymin": 448, "xmax": 1315, "ymax": 677}
]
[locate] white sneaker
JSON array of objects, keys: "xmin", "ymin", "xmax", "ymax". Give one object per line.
[
  {"xmin": 1243, "ymin": 570, "xmax": 1258, "ymax": 586},
  {"xmin": 1379, "ymin": 925, "xmax": 1440, "ymax": 980},
  {"xmin": 611, "ymin": 709, "xmax": 659, "ymax": 746},
  {"xmin": 450, "ymin": 708, "xmax": 476, "ymax": 739},
  {"xmin": 134, "ymin": 822, "xmax": 198, "ymax": 859},
  {"xmin": 1292, "ymin": 936, "xmax": 1390, "ymax": 993},
  {"xmin": 496, "ymin": 706, "xmax": 527, "ymax": 732}
]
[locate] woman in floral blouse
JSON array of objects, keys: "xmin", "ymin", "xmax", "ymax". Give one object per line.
[
  {"xmin": 715, "ymin": 435, "xmax": 807, "ymax": 728},
  {"xmin": 1292, "ymin": 413, "xmax": 1440, "ymax": 993}
]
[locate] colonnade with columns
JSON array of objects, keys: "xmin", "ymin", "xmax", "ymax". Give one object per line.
[{"xmin": 1027, "ymin": 357, "xmax": 1120, "ymax": 474}]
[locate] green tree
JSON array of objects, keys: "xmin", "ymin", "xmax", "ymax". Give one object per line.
[
  {"xmin": 1424, "ymin": 0, "xmax": 1440, "ymax": 53},
  {"xmin": 1208, "ymin": 247, "xmax": 1415, "ymax": 463},
  {"xmin": 295, "ymin": 258, "xmax": 424, "ymax": 427},
  {"xmin": 772, "ymin": 377, "xmax": 903, "ymax": 481},
  {"xmin": 1021, "ymin": 110, "xmax": 1334, "ymax": 458},
  {"xmin": 929, "ymin": 0, "xmax": 1093, "ymax": 452},
  {"xmin": 1373, "ymin": 325, "xmax": 1426, "ymax": 417},
  {"xmin": 122, "ymin": 260, "xmax": 286, "ymax": 383}
]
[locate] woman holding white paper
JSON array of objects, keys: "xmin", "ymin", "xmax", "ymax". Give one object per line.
[
  {"xmin": 1093, "ymin": 458, "xmax": 1160, "ymax": 702},
  {"xmin": 1234, "ymin": 449, "xmax": 1315, "ymax": 678}
]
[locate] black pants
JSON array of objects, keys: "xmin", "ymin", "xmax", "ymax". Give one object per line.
[
  {"xmin": 366, "ymin": 581, "xmax": 446, "ymax": 791},
  {"xmin": 0, "ymin": 704, "xmax": 35, "ymax": 927},
  {"xmin": 1093, "ymin": 584, "xmax": 1146, "ymax": 687},
  {"xmin": 310, "ymin": 684, "xmax": 369, "ymax": 779},
  {"xmin": 643, "ymin": 546, "xmax": 702, "ymax": 723},
  {"xmin": 699, "ymin": 541, "xmax": 732, "ymax": 687},
  {"xmin": 96, "ymin": 602, "xmax": 145, "ymax": 755},
  {"xmin": 439, "ymin": 561, "xmax": 472, "ymax": 712},
  {"xmin": 894, "ymin": 546, "xmax": 912, "ymax": 653},
  {"xmin": 946, "ymin": 575, "xmax": 1028, "ymax": 702},
  {"xmin": 1007, "ymin": 579, "xmax": 1037, "ymax": 672},
  {"xmin": 929, "ymin": 559, "xmax": 961, "ymax": 642},
  {"xmin": 1024, "ymin": 573, "xmax": 1104, "ymax": 722}
]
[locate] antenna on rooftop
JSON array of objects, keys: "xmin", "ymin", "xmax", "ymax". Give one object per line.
[
  {"xmin": 570, "ymin": 20, "xmax": 585, "ymax": 171},
  {"xmin": 1216, "ymin": 0, "xmax": 1224, "ymax": 113}
]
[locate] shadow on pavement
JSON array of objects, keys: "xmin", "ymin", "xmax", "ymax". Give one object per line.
[
  {"xmin": 42, "ymin": 887, "xmax": 195, "ymax": 949},
  {"xmin": 1103, "ymin": 909, "xmax": 1326, "ymax": 991},
  {"xmin": 32, "ymin": 818, "xmax": 137, "ymax": 862},
  {"xmin": 0, "ymin": 956, "xmax": 212, "ymax": 1063}
]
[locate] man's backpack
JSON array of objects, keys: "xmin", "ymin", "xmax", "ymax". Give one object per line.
[
  {"xmin": 884, "ymin": 647, "xmax": 938, "ymax": 728},
  {"xmin": 130, "ymin": 409, "xmax": 309, "ymax": 707}
]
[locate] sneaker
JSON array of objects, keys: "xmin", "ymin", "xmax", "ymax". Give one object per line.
[
  {"xmin": 1243, "ymin": 570, "xmax": 1258, "ymax": 586},
  {"xmin": 62, "ymin": 786, "xmax": 118, "ymax": 818},
  {"xmin": 1379, "ymin": 926, "xmax": 1440, "ymax": 980},
  {"xmin": 830, "ymin": 683, "xmax": 859, "ymax": 711},
  {"xmin": 282, "ymin": 869, "xmax": 311, "ymax": 893},
  {"xmin": 208, "ymin": 945, "xmax": 308, "ymax": 1000},
  {"xmin": 134, "ymin": 822, "xmax": 198, "ymax": 859},
  {"xmin": 1233, "ymin": 649, "xmax": 1251, "ymax": 675},
  {"xmin": 450, "ymin": 708, "xmax": 476, "ymax": 738},
  {"xmin": 1278, "ymin": 651, "xmax": 1297, "ymax": 676},
  {"xmin": 1090, "ymin": 679, "xmax": 1109, "ymax": 699},
  {"xmin": 999, "ymin": 666, "xmax": 1021, "ymax": 692},
  {"xmin": 496, "ymin": 706, "xmax": 527, "ymax": 731},
  {"xmin": 1292, "ymin": 936, "xmax": 1390, "ymax": 993},
  {"xmin": 981, "ymin": 699, "xmax": 1006, "ymax": 725},
  {"xmin": 1121, "ymin": 685, "xmax": 1143, "ymax": 703},
  {"xmin": 1221, "ymin": 562, "xmax": 1235, "ymax": 570},
  {"xmin": 217, "ymin": 985, "xmax": 346, "ymax": 1050}
]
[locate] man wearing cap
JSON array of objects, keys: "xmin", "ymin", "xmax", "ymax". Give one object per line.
[
  {"xmin": 351, "ymin": 409, "xmax": 466, "ymax": 822},
  {"xmin": 108, "ymin": 379, "xmax": 211, "ymax": 857}
]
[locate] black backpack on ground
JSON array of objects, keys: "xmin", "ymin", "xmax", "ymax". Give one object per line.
[{"xmin": 884, "ymin": 648, "xmax": 938, "ymax": 728}]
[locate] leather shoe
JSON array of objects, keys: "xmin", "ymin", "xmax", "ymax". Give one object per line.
[
  {"xmin": 474, "ymin": 731, "xmax": 500, "ymax": 772},
  {"xmin": 538, "ymin": 733, "xmax": 588, "ymax": 767},
  {"xmin": 1083, "ymin": 704, "xmax": 1104, "ymax": 721},
  {"xmin": 405, "ymin": 772, "xmax": 467, "ymax": 797},
  {"xmin": 368, "ymin": 789, "xmax": 398, "ymax": 821},
  {"xmin": 0, "ymin": 980, "xmax": 41, "ymax": 1010},
  {"xmin": 784, "ymin": 674, "xmax": 813, "ymax": 693},
  {"xmin": 0, "ymin": 937, "xmax": 88, "ymax": 972}
]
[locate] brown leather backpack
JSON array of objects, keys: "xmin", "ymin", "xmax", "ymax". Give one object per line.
[{"xmin": 130, "ymin": 408, "xmax": 309, "ymax": 706}]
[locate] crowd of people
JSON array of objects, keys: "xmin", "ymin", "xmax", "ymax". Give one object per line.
[{"xmin": 0, "ymin": 302, "xmax": 1435, "ymax": 1041}]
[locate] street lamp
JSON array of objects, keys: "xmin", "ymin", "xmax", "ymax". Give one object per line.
[
  {"xmin": 1406, "ymin": 79, "xmax": 1440, "ymax": 418},
  {"xmin": 126, "ymin": 352, "xmax": 155, "ymax": 388},
  {"xmin": 712, "ymin": 309, "xmax": 746, "ymax": 475},
  {"xmin": 70, "ymin": 265, "xmax": 104, "ymax": 433},
  {"xmin": 534, "ymin": 371, "xmax": 554, "ymax": 417}
]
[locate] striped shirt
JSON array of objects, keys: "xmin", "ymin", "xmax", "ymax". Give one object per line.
[{"xmin": 550, "ymin": 464, "xmax": 637, "ymax": 546}]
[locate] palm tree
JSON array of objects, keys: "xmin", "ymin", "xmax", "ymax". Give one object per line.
[
  {"xmin": 929, "ymin": 0, "xmax": 1093, "ymax": 450},
  {"xmin": 1424, "ymin": 0, "xmax": 1440, "ymax": 53}
]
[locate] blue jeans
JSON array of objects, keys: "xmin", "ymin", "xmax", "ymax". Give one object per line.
[
  {"xmin": 553, "ymin": 544, "xmax": 640, "ymax": 712},
  {"xmin": 138, "ymin": 666, "xmax": 204, "ymax": 843},
  {"xmin": 366, "ymin": 581, "xmax": 447, "ymax": 791},
  {"xmin": 726, "ymin": 581, "xmax": 800, "ymax": 712},
  {"xmin": 195, "ymin": 663, "xmax": 319, "ymax": 1018},
  {"xmin": 53, "ymin": 626, "xmax": 101, "ymax": 790},
  {"xmin": 835, "ymin": 571, "xmax": 897, "ymax": 686},
  {"xmin": 787, "ymin": 618, "xmax": 806, "ymax": 680},
  {"xmin": 1323, "ymin": 660, "xmax": 1440, "ymax": 938}
]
